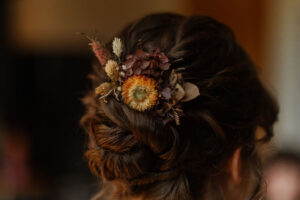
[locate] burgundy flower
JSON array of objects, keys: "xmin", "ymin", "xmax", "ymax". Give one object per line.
[{"xmin": 122, "ymin": 48, "xmax": 171, "ymax": 79}]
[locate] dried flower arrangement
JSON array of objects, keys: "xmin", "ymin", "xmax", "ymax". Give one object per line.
[{"xmin": 89, "ymin": 37, "xmax": 200, "ymax": 125}]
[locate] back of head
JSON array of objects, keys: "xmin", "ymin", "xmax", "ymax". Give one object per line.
[{"xmin": 81, "ymin": 13, "xmax": 278, "ymax": 200}]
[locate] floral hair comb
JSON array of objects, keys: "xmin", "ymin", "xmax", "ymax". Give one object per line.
[{"xmin": 88, "ymin": 37, "xmax": 200, "ymax": 125}]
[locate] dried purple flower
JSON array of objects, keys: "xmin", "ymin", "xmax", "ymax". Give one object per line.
[
  {"xmin": 161, "ymin": 87, "xmax": 172, "ymax": 100},
  {"xmin": 123, "ymin": 48, "xmax": 170, "ymax": 79}
]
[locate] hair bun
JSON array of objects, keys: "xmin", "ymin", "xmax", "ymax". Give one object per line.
[{"xmin": 81, "ymin": 13, "xmax": 278, "ymax": 200}]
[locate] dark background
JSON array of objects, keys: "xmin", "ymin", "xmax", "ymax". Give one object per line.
[{"xmin": 0, "ymin": 1, "xmax": 95, "ymax": 198}]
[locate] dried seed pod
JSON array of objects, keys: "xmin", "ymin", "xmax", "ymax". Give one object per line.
[
  {"xmin": 105, "ymin": 60, "xmax": 119, "ymax": 82},
  {"xmin": 95, "ymin": 82, "xmax": 114, "ymax": 96},
  {"xmin": 89, "ymin": 41, "xmax": 107, "ymax": 66},
  {"xmin": 112, "ymin": 37, "xmax": 123, "ymax": 58},
  {"xmin": 78, "ymin": 33, "xmax": 108, "ymax": 66},
  {"xmin": 173, "ymin": 110, "xmax": 180, "ymax": 125}
]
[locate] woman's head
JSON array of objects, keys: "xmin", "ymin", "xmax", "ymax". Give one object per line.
[{"xmin": 81, "ymin": 13, "xmax": 278, "ymax": 200}]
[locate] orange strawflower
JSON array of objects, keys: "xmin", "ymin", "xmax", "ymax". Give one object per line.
[{"xmin": 121, "ymin": 75, "xmax": 158, "ymax": 111}]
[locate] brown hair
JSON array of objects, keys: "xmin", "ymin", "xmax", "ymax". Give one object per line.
[{"xmin": 81, "ymin": 13, "xmax": 278, "ymax": 200}]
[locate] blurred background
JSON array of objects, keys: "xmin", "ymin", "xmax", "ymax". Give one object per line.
[{"xmin": 0, "ymin": 0, "xmax": 300, "ymax": 199}]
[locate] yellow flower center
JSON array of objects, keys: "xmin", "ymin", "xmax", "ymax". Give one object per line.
[{"xmin": 132, "ymin": 86, "xmax": 148, "ymax": 101}]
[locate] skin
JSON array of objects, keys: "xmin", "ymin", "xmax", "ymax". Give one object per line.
[{"xmin": 131, "ymin": 147, "xmax": 257, "ymax": 200}]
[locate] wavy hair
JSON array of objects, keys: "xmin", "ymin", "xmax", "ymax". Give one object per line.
[{"xmin": 81, "ymin": 13, "xmax": 278, "ymax": 200}]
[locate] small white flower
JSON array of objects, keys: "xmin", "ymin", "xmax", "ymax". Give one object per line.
[
  {"xmin": 112, "ymin": 37, "xmax": 123, "ymax": 58},
  {"xmin": 120, "ymin": 71, "xmax": 125, "ymax": 77},
  {"xmin": 122, "ymin": 65, "xmax": 127, "ymax": 70}
]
